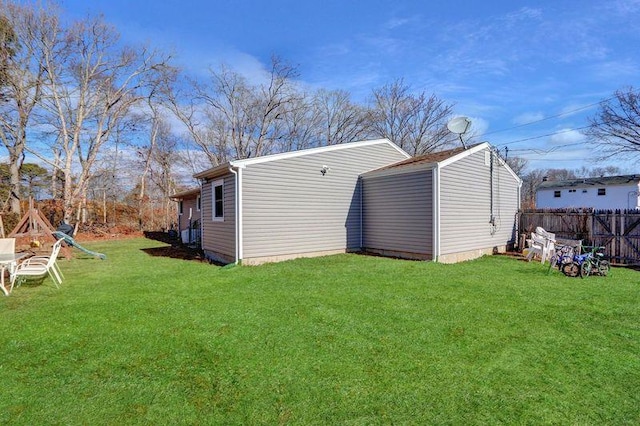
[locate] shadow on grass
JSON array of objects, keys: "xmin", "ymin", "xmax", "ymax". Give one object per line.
[{"xmin": 141, "ymin": 231, "xmax": 210, "ymax": 263}]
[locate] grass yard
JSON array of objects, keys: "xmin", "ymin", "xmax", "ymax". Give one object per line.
[{"xmin": 1, "ymin": 238, "xmax": 639, "ymax": 425}]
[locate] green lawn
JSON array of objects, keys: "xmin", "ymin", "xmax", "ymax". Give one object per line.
[{"xmin": 1, "ymin": 238, "xmax": 638, "ymax": 425}]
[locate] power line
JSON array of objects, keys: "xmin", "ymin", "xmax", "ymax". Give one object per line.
[
  {"xmin": 494, "ymin": 125, "xmax": 592, "ymax": 147},
  {"xmin": 478, "ymin": 96, "xmax": 612, "ymax": 138}
]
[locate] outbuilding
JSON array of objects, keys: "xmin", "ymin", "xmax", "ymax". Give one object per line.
[{"xmin": 361, "ymin": 142, "xmax": 522, "ymax": 263}]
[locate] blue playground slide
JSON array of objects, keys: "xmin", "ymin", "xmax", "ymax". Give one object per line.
[{"xmin": 53, "ymin": 231, "xmax": 107, "ymax": 260}]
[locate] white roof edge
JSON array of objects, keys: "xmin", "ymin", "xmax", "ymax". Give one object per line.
[
  {"xmin": 361, "ymin": 162, "xmax": 436, "ymax": 179},
  {"xmin": 230, "ymin": 138, "xmax": 409, "ymax": 167},
  {"xmin": 438, "ymin": 142, "xmax": 490, "ymax": 168},
  {"xmin": 439, "ymin": 142, "xmax": 522, "ymax": 184}
]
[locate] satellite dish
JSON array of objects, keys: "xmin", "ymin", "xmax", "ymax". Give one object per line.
[
  {"xmin": 447, "ymin": 116, "xmax": 471, "ymax": 149},
  {"xmin": 447, "ymin": 116, "xmax": 471, "ymax": 135}
]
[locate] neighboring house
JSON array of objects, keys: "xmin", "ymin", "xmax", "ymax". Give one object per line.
[
  {"xmin": 193, "ymin": 138, "xmax": 410, "ymax": 265},
  {"xmin": 361, "ymin": 142, "xmax": 522, "ymax": 263},
  {"xmin": 170, "ymin": 188, "xmax": 202, "ymax": 244},
  {"xmin": 536, "ymin": 175, "xmax": 640, "ymax": 210}
]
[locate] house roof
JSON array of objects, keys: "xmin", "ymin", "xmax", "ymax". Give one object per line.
[
  {"xmin": 361, "ymin": 142, "xmax": 522, "ymax": 184},
  {"xmin": 170, "ymin": 187, "xmax": 200, "ymax": 199},
  {"xmin": 193, "ymin": 138, "xmax": 410, "ymax": 180},
  {"xmin": 537, "ymin": 174, "xmax": 640, "ymax": 190},
  {"xmin": 371, "ymin": 142, "xmax": 484, "ymax": 172}
]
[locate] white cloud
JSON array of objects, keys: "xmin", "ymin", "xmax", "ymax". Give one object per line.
[
  {"xmin": 549, "ymin": 129, "xmax": 586, "ymax": 145},
  {"xmin": 384, "ymin": 17, "xmax": 411, "ymax": 30},
  {"xmin": 513, "ymin": 112, "xmax": 544, "ymax": 125}
]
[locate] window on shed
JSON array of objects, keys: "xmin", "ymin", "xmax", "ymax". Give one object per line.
[
  {"xmin": 196, "ymin": 194, "xmax": 201, "ymax": 211},
  {"xmin": 179, "ymin": 200, "xmax": 184, "ymax": 215},
  {"xmin": 554, "ymin": 190, "xmax": 561, "ymax": 198},
  {"xmin": 597, "ymin": 188, "xmax": 606, "ymax": 196},
  {"xmin": 212, "ymin": 179, "xmax": 224, "ymax": 221}
]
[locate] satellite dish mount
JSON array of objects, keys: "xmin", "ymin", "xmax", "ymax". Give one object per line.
[{"xmin": 447, "ymin": 116, "xmax": 471, "ymax": 149}]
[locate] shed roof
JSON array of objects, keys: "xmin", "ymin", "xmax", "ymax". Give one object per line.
[{"xmin": 537, "ymin": 174, "xmax": 640, "ymax": 190}]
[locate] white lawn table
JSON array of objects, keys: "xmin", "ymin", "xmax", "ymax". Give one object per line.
[{"xmin": 0, "ymin": 252, "xmax": 32, "ymax": 296}]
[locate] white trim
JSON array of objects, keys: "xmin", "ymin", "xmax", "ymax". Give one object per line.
[
  {"xmin": 359, "ymin": 176, "xmax": 363, "ymax": 249},
  {"xmin": 194, "ymin": 139, "xmax": 409, "ymax": 180},
  {"xmin": 227, "ymin": 166, "xmax": 243, "ymax": 264},
  {"xmin": 229, "ymin": 139, "xmax": 409, "ymax": 168},
  {"xmin": 361, "ymin": 162, "xmax": 436, "ymax": 179},
  {"xmin": 433, "ymin": 163, "xmax": 440, "ymax": 261},
  {"xmin": 237, "ymin": 167, "xmax": 243, "ymax": 261},
  {"xmin": 211, "ymin": 179, "xmax": 224, "ymax": 222},
  {"xmin": 438, "ymin": 142, "xmax": 490, "ymax": 168},
  {"xmin": 437, "ymin": 143, "xmax": 522, "ymax": 185},
  {"xmin": 228, "ymin": 168, "xmax": 239, "ymax": 264}
]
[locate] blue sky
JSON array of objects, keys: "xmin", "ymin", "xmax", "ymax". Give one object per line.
[{"xmin": 61, "ymin": 0, "xmax": 640, "ymax": 173}]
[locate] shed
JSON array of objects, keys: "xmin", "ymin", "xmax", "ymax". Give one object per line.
[
  {"xmin": 360, "ymin": 142, "xmax": 522, "ymax": 263},
  {"xmin": 193, "ymin": 139, "xmax": 410, "ymax": 265}
]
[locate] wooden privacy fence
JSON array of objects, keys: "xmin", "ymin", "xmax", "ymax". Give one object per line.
[{"xmin": 519, "ymin": 209, "xmax": 640, "ymax": 265}]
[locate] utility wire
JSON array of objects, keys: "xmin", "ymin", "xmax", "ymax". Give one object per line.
[
  {"xmin": 477, "ymin": 96, "xmax": 612, "ymax": 138},
  {"xmin": 494, "ymin": 125, "xmax": 592, "ymax": 147}
]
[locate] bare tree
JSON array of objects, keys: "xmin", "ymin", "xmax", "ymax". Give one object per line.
[
  {"xmin": 0, "ymin": 1, "xmax": 50, "ymax": 214},
  {"xmin": 585, "ymin": 87, "xmax": 640, "ymax": 160},
  {"xmin": 170, "ymin": 56, "xmax": 300, "ymax": 167},
  {"xmin": 505, "ymin": 156, "xmax": 528, "ymax": 176},
  {"xmin": 146, "ymin": 117, "xmax": 179, "ymax": 230},
  {"xmin": 277, "ymin": 93, "xmax": 320, "ymax": 152},
  {"xmin": 314, "ymin": 89, "xmax": 368, "ymax": 146},
  {"xmin": 31, "ymin": 14, "xmax": 172, "ymax": 221},
  {"xmin": 367, "ymin": 79, "xmax": 455, "ymax": 155}
]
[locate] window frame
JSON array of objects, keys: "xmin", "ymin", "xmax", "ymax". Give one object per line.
[
  {"xmin": 212, "ymin": 179, "xmax": 224, "ymax": 222},
  {"xmin": 554, "ymin": 190, "xmax": 561, "ymax": 198},
  {"xmin": 178, "ymin": 200, "xmax": 184, "ymax": 215},
  {"xmin": 597, "ymin": 188, "xmax": 606, "ymax": 196},
  {"xmin": 196, "ymin": 194, "xmax": 201, "ymax": 211}
]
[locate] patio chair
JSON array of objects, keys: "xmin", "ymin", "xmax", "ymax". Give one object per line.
[
  {"xmin": 11, "ymin": 239, "xmax": 64, "ymax": 289},
  {"xmin": 0, "ymin": 238, "xmax": 16, "ymax": 295},
  {"xmin": 526, "ymin": 229, "xmax": 555, "ymax": 263}
]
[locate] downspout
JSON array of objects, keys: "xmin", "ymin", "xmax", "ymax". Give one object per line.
[
  {"xmin": 359, "ymin": 177, "xmax": 363, "ymax": 250},
  {"xmin": 433, "ymin": 164, "xmax": 440, "ymax": 261},
  {"xmin": 229, "ymin": 164, "xmax": 244, "ymax": 265}
]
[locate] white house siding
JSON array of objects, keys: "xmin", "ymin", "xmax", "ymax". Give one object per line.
[
  {"xmin": 537, "ymin": 183, "xmax": 640, "ymax": 209},
  {"xmin": 439, "ymin": 149, "xmax": 520, "ymax": 261},
  {"xmin": 362, "ymin": 170, "xmax": 433, "ymax": 259},
  {"xmin": 201, "ymin": 174, "xmax": 236, "ymax": 263},
  {"xmin": 241, "ymin": 143, "xmax": 408, "ymax": 262}
]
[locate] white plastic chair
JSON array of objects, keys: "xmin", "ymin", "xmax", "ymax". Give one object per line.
[
  {"xmin": 526, "ymin": 229, "xmax": 556, "ymax": 263},
  {"xmin": 11, "ymin": 239, "xmax": 64, "ymax": 289},
  {"xmin": 0, "ymin": 238, "xmax": 16, "ymax": 295}
]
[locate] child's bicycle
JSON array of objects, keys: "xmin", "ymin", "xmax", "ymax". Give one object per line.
[
  {"xmin": 548, "ymin": 244, "xmax": 579, "ymax": 276},
  {"xmin": 576, "ymin": 246, "xmax": 610, "ymax": 278}
]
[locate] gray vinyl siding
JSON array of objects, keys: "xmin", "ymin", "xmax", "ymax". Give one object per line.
[
  {"xmin": 362, "ymin": 170, "xmax": 433, "ymax": 257},
  {"xmin": 201, "ymin": 174, "xmax": 236, "ymax": 260},
  {"xmin": 241, "ymin": 143, "xmax": 407, "ymax": 259},
  {"xmin": 439, "ymin": 149, "xmax": 519, "ymax": 255}
]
